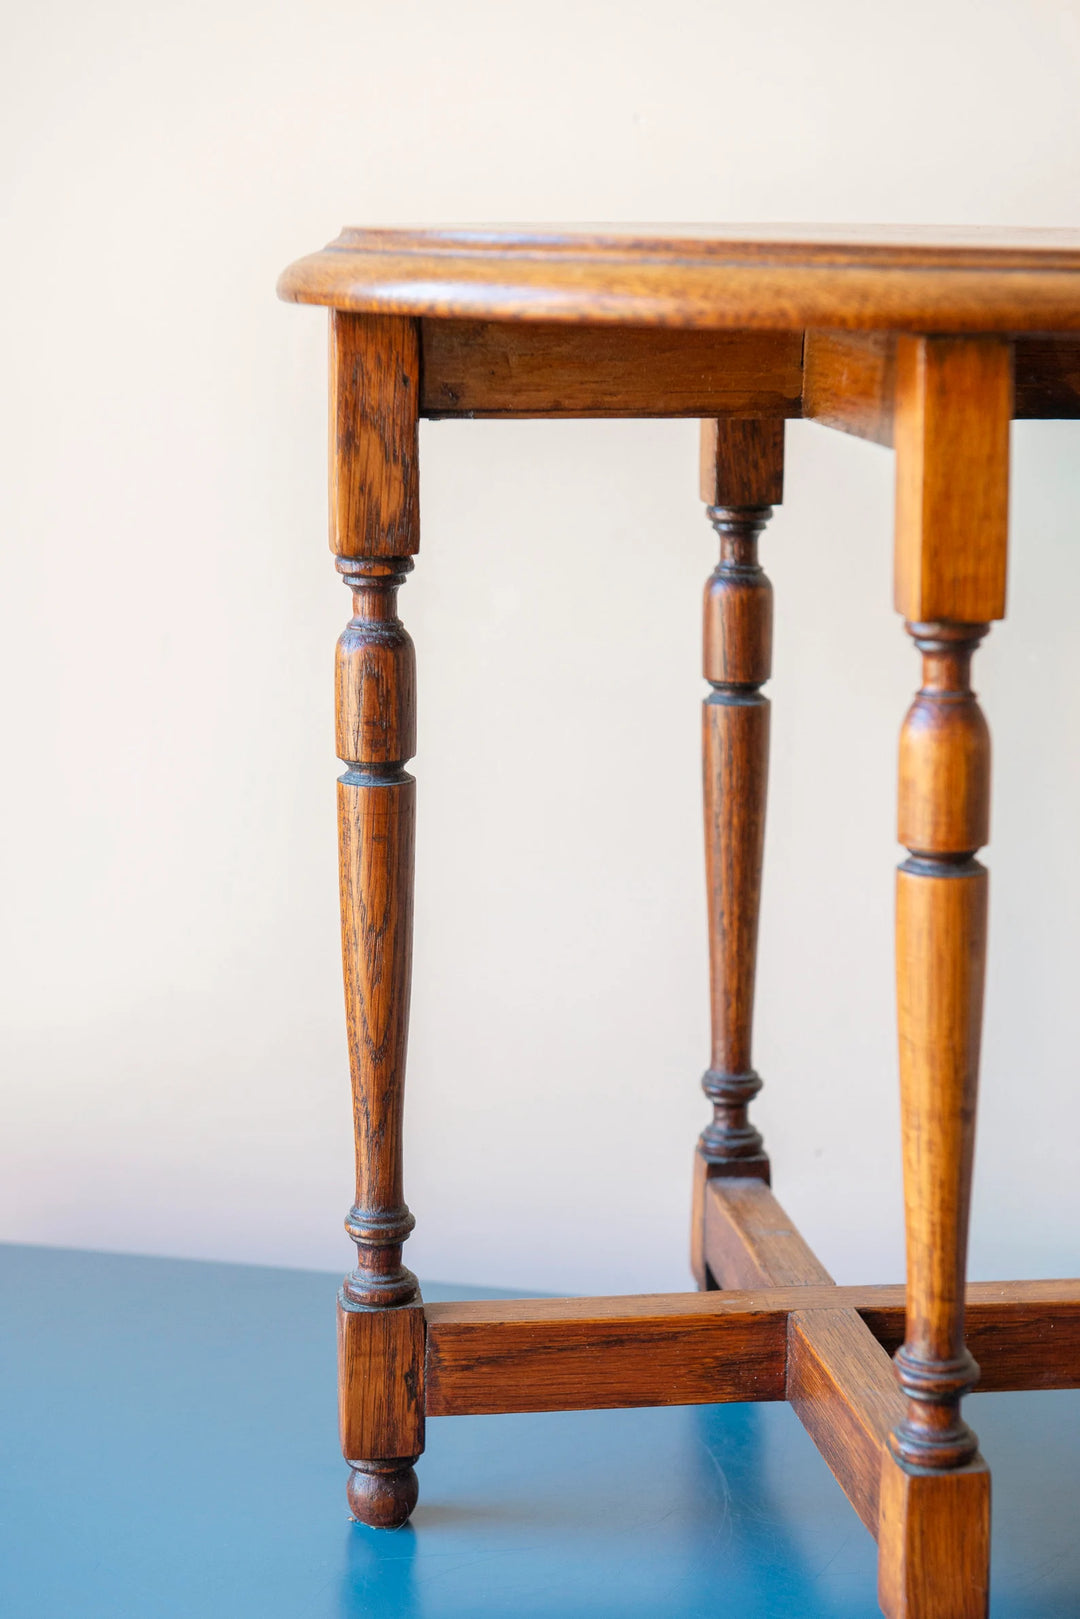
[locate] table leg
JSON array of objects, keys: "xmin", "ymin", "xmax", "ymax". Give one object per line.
[
  {"xmin": 890, "ymin": 618, "xmax": 988, "ymax": 1474},
  {"xmin": 330, "ymin": 313, "xmax": 424, "ymax": 1529},
  {"xmin": 691, "ymin": 420, "xmax": 783, "ymax": 1288},
  {"xmin": 878, "ymin": 336, "xmax": 1011, "ymax": 1617}
]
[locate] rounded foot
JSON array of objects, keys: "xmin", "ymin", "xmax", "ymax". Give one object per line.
[{"xmin": 347, "ymin": 1461, "xmax": 419, "ymax": 1529}]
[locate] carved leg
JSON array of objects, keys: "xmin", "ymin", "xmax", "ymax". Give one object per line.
[
  {"xmin": 692, "ymin": 420, "xmax": 783, "ymax": 1289},
  {"xmin": 330, "ymin": 313, "xmax": 424, "ymax": 1529},
  {"xmin": 879, "ymin": 336, "xmax": 1011, "ymax": 1617}
]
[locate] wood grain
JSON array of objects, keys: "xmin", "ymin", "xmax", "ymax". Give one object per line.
[
  {"xmin": 878, "ymin": 1447, "xmax": 990, "ymax": 1619},
  {"xmin": 426, "ymin": 1291, "xmax": 791, "ymax": 1415},
  {"xmin": 893, "ymin": 336, "xmax": 1011, "ymax": 624},
  {"xmin": 889, "ymin": 359, "xmax": 1008, "ymax": 1477},
  {"xmin": 787, "ymin": 1308, "xmax": 902, "ymax": 1533},
  {"xmin": 421, "ymin": 321, "xmax": 1080, "ymax": 428},
  {"xmin": 802, "ymin": 330, "xmax": 897, "ymax": 445},
  {"xmin": 420, "ymin": 321, "xmax": 802, "ymax": 417},
  {"xmin": 804, "ymin": 331, "xmax": 1080, "ymax": 446},
  {"xmin": 331, "ymin": 313, "xmax": 424, "ymax": 1528},
  {"xmin": 697, "ymin": 589, "xmax": 770, "ymax": 1174},
  {"xmin": 689, "ymin": 1154, "xmax": 715, "ymax": 1292},
  {"xmin": 890, "ymin": 343, "xmax": 1009, "ymax": 1481},
  {"xmin": 338, "ymin": 771, "xmax": 417, "ymax": 1299},
  {"xmin": 337, "ymin": 562, "xmax": 419, "ymax": 1315},
  {"xmin": 281, "ymin": 224, "xmax": 1080, "ymax": 332},
  {"xmin": 862, "ymin": 1280, "xmax": 1080, "ymax": 1392},
  {"xmin": 694, "ymin": 422, "xmax": 782, "ymax": 1206},
  {"xmin": 892, "ymin": 857, "xmax": 986, "ymax": 1469},
  {"xmin": 898, "ymin": 623, "xmax": 990, "ymax": 858},
  {"xmin": 699, "ymin": 417, "xmax": 785, "ymax": 509},
  {"xmin": 705, "ymin": 1177, "xmax": 833, "ymax": 1288},
  {"xmin": 335, "ymin": 556, "xmax": 417, "ymax": 770},
  {"xmin": 330, "ymin": 312, "xmax": 420, "ymax": 558},
  {"xmin": 424, "ymin": 1279, "xmax": 1080, "ymax": 1417},
  {"xmin": 339, "ymin": 1297, "xmax": 425, "ymax": 1461}
]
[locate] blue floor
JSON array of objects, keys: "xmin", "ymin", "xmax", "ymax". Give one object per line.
[{"xmin": 1, "ymin": 1244, "xmax": 1077, "ymax": 1617}]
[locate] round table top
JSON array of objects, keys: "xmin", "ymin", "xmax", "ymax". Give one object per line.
[{"xmin": 278, "ymin": 224, "xmax": 1080, "ymax": 332}]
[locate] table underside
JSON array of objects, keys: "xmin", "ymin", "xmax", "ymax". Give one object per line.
[{"xmin": 414, "ymin": 323, "xmax": 1080, "ymax": 435}]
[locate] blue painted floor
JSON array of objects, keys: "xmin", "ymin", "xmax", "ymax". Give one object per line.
[{"xmin": 0, "ymin": 1245, "xmax": 1076, "ymax": 1617}]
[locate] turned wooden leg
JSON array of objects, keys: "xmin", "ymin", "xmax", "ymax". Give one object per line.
[
  {"xmin": 890, "ymin": 618, "xmax": 989, "ymax": 1474},
  {"xmin": 691, "ymin": 419, "xmax": 784, "ymax": 1289},
  {"xmin": 330, "ymin": 312, "xmax": 425, "ymax": 1529},
  {"xmin": 879, "ymin": 336, "xmax": 1011, "ymax": 1618}
]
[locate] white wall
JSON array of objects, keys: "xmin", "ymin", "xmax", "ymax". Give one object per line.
[{"xmin": 4, "ymin": 0, "xmax": 1080, "ymax": 1294}]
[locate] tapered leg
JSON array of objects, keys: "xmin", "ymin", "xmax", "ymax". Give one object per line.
[
  {"xmin": 879, "ymin": 336, "xmax": 1011, "ymax": 1616},
  {"xmin": 330, "ymin": 313, "xmax": 425, "ymax": 1528},
  {"xmin": 879, "ymin": 619, "xmax": 993, "ymax": 1616},
  {"xmin": 890, "ymin": 618, "xmax": 990, "ymax": 1471},
  {"xmin": 692, "ymin": 419, "xmax": 784, "ymax": 1289}
]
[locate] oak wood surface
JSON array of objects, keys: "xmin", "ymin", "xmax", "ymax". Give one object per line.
[
  {"xmin": 892, "ymin": 858, "xmax": 987, "ymax": 1469},
  {"xmin": 423, "ymin": 1280, "xmax": 1080, "ymax": 1417},
  {"xmin": 330, "ymin": 312, "xmax": 420, "ymax": 558},
  {"xmin": 878, "ymin": 1448, "xmax": 990, "ymax": 1619},
  {"xmin": 803, "ymin": 330, "xmax": 897, "ymax": 446},
  {"xmin": 803, "ymin": 331, "xmax": 1080, "ymax": 445},
  {"xmin": 708, "ymin": 1181, "xmax": 907, "ymax": 1542},
  {"xmin": 335, "ymin": 556, "xmax": 417, "ymax": 771},
  {"xmin": 704, "ymin": 1178, "xmax": 834, "ymax": 1289},
  {"xmin": 893, "ymin": 337, "xmax": 1011, "ymax": 624},
  {"xmin": 422, "ymin": 321, "xmax": 1080, "ymax": 427},
  {"xmin": 787, "ymin": 1308, "xmax": 902, "ymax": 1534},
  {"xmin": 280, "ymin": 224, "xmax": 1080, "ymax": 331},
  {"xmin": 888, "ymin": 340, "xmax": 1010, "ymax": 1486},
  {"xmin": 689, "ymin": 1156, "xmax": 715, "ymax": 1292},
  {"xmin": 338, "ymin": 1298, "xmax": 425, "ymax": 1463},
  {"xmin": 337, "ymin": 560, "xmax": 419, "ymax": 1314},
  {"xmin": 420, "ymin": 321, "xmax": 802, "ymax": 417},
  {"xmin": 888, "ymin": 343, "xmax": 1009, "ymax": 1482},
  {"xmin": 705, "ymin": 1179, "xmax": 987, "ymax": 1574},
  {"xmin": 897, "ymin": 623, "xmax": 990, "ymax": 858},
  {"xmin": 421, "ymin": 321, "xmax": 1080, "ymax": 430},
  {"xmin": 693, "ymin": 421, "xmax": 782, "ymax": 1214},
  {"xmin": 331, "ymin": 315, "xmax": 424, "ymax": 1530},
  {"xmin": 426, "ymin": 1292, "xmax": 791, "ymax": 1415},
  {"xmin": 699, "ymin": 417, "xmax": 785, "ymax": 510}
]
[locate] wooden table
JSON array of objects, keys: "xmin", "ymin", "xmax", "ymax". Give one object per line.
[{"xmin": 278, "ymin": 225, "xmax": 1080, "ymax": 1619}]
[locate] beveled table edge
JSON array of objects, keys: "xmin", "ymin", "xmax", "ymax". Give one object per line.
[{"xmin": 278, "ymin": 224, "xmax": 1080, "ymax": 331}]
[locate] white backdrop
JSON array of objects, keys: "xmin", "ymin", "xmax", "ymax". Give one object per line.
[{"xmin": 4, "ymin": 0, "xmax": 1080, "ymax": 1294}]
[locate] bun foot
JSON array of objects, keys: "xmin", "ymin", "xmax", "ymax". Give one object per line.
[{"xmin": 346, "ymin": 1461, "xmax": 419, "ymax": 1529}]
